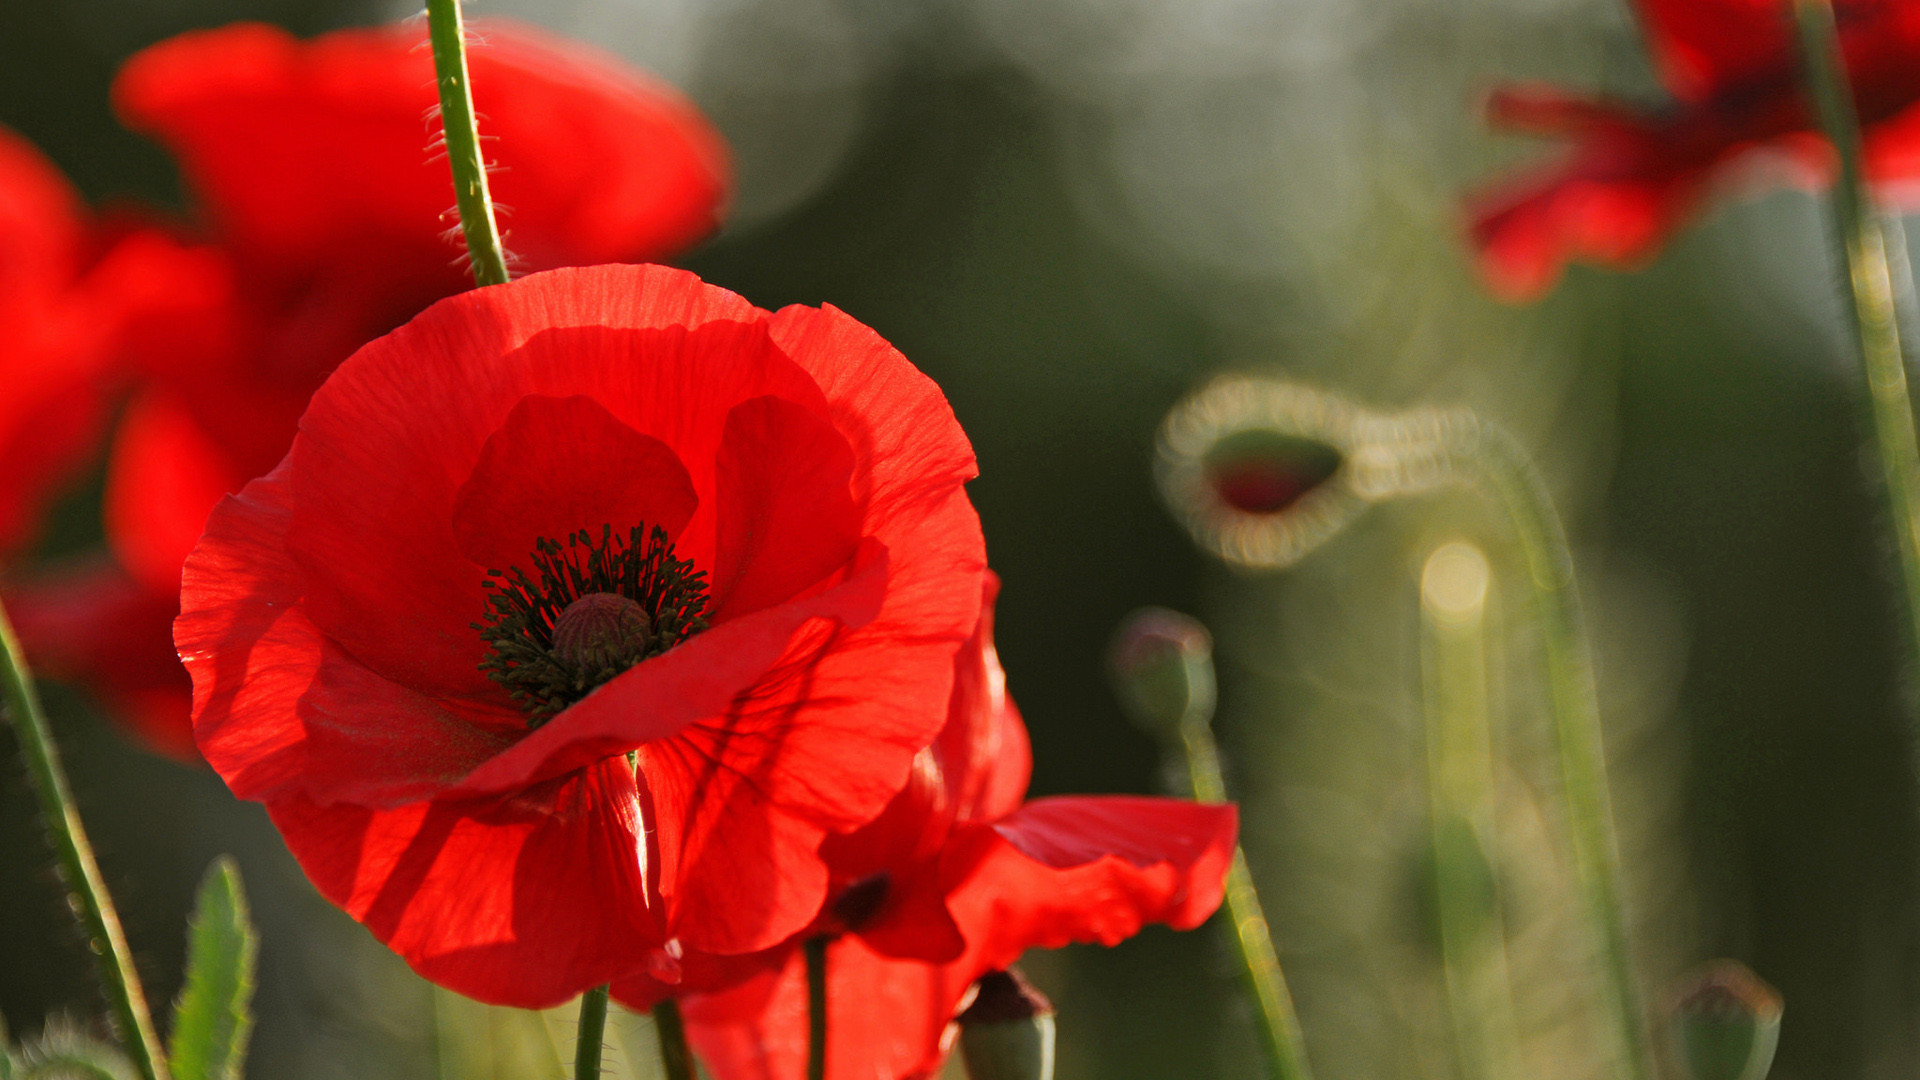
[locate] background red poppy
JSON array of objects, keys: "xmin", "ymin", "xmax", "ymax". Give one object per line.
[
  {"xmin": 9, "ymin": 18, "xmax": 730, "ymax": 760},
  {"xmin": 1466, "ymin": 0, "xmax": 1920, "ymax": 297}
]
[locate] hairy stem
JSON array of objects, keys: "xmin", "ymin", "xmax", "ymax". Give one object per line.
[
  {"xmin": 0, "ymin": 600, "xmax": 169, "ymax": 1080},
  {"xmin": 574, "ymin": 986, "xmax": 609, "ymax": 1080},
  {"xmin": 1472, "ymin": 426, "xmax": 1650, "ymax": 1080},
  {"xmin": 1791, "ymin": 0, "xmax": 1920, "ymax": 699},
  {"xmin": 424, "ymin": 0, "xmax": 511, "ymax": 287}
]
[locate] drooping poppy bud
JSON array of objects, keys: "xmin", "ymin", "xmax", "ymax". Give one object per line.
[
  {"xmin": 1665, "ymin": 961, "xmax": 1782, "ymax": 1080},
  {"xmin": 958, "ymin": 969, "xmax": 1056, "ymax": 1080},
  {"xmin": 1108, "ymin": 607, "xmax": 1216, "ymax": 735},
  {"xmin": 1156, "ymin": 375, "xmax": 1472, "ymax": 569}
]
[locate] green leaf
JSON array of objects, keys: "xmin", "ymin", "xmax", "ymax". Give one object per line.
[{"xmin": 167, "ymin": 858, "xmax": 257, "ymax": 1080}]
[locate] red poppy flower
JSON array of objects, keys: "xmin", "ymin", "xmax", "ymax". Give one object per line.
[
  {"xmin": 15, "ymin": 18, "xmax": 729, "ymax": 757},
  {"xmin": 610, "ymin": 577, "xmax": 1240, "ymax": 1080},
  {"xmin": 176, "ymin": 263, "xmax": 986, "ymax": 1006},
  {"xmin": 1465, "ymin": 0, "xmax": 1920, "ymax": 298}
]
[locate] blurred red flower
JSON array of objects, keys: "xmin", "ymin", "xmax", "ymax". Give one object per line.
[
  {"xmin": 1465, "ymin": 0, "xmax": 1920, "ymax": 299},
  {"xmin": 0, "ymin": 128, "xmax": 174, "ymax": 562},
  {"xmin": 15, "ymin": 18, "xmax": 728, "ymax": 759},
  {"xmin": 176, "ymin": 264, "xmax": 986, "ymax": 1006},
  {"xmin": 611, "ymin": 577, "xmax": 1240, "ymax": 1080}
]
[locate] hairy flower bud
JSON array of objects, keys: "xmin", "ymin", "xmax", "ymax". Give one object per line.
[
  {"xmin": 1109, "ymin": 608, "xmax": 1216, "ymax": 734},
  {"xmin": 958, "ymin": 969, "xmax": 1056, "ymax": 1080},
  {"xmin": 1155, "ymin": 375, "xmax": 1477, "ymax": 568},
  {"xmin": 1666, "ymin": 961, "xmax": 1782, "ymax": 1080}
]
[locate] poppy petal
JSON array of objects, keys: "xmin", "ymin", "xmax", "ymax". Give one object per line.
[
  {"xmin": 177, "ymin": 466, "xmax": 328, "ymax": 797},
  {"xmin": 5, "ymin": 559, "xmax": 196, "ymax": 761},
  {"xmin": 708, "ymin": 395, "xmax": 861, "ymax": 621},
  {"xmin": 449, "ymin": 392, "xmax": 700, "ymax": 571},
  {"xmin": 113, "ymin": 20, "xmax": 726, "ymax": 287},
  {"xmin": 678, "ymin": 936, "xmax": 972, "ymax": 1080},
  {"xmin": 942, "ymin": 795, "xmax": 1240, "ymax": 971},
  {"xmin": 104, "ymin": 390, "xmax": 244, "ymax": 598},
  {"xmin": 265, "ymin": 757, "xmax": 656, "ymax": 1008}
]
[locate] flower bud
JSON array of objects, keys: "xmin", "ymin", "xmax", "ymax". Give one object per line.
[
  {"xmin": 1109, "ymin": 608, "xmax": 1216, "ymax": 734},
  {"xmin": 1155, "ymin": 375, "xmax": 1477, "ymax": 568},
  {"xmin": 1665, "ymin": 961, "xmax": 1782, "ymax": 1080},
  {"xmin": 958, "ymin": 969, "xmax": 1056, "ymax": 1080}
]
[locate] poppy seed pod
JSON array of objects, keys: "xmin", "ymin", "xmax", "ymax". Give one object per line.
[
  {"xmin": 1155, "ymin": 375, "xmax": 1475, "ymax": 569},
  {"xmin": 1108, "ymin": 607, "xmax": 1216, "ymax": 735},
  {"xmin": 1665, "ymin": 961, "xmax": 1782, "ymax": 1080},
  {"xmin": 958, "ymin": 969, "xmax": 1057, "ymax": 1080}
]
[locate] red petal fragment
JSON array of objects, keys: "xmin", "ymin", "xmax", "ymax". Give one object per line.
[
  {"xmin": 767, "ymin": 303, "xmax": 978, "ymax": 529},
  {"xmin": 266, "ymin": 757, "xmax": 657, "ymax": 1008},
  {"xmin": 450, "ymin": 393, "xmax": 700, "ymax": 571},
  {"xmin": 709, "ymin": 395, "xmax": 860, "ymax": 621},
  {"xmin": 678, "ymin": 936, "xmax": 975, "ymax": 1080},
  {"xmin": 177, "ymin": 466, "xmax": 328, "ymax": 797},
  {"xmin": 105, "ymin": 390, "xmax": 244, "ymax": 597},
  {"xmin": 1631, "ymin": 0, "xmax": 1796, "ymax": 103},
  {"xmin": 113, "ymin": 20, "xmax": 727, "ymax": 286},
  {"xmin": 0, "ymin": 126, "xmax": 117, "ymax": 559},
  {"xmin": 5, "ymin": 559, "xmax": 197, "ymax": 762},
  {"xmin": 943, "ymin": 796, "xmax": 1239, "ymax": 971},
  {"xmin": 1484, "ymin": 83, "xmax": 1636, "ymax": 138}
]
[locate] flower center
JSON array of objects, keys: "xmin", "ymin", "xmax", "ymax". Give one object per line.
[{"xmin": 475, "ymin": 524, "xmax": 710, "ymax": 726}]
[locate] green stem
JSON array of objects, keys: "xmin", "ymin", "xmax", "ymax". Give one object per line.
[
  {"xmin": 652, "ymin": 1001, "xmax": 696, "ymax": 1080},
  {"xmin": 805, "ymin": 937, "xmax": 828, "ymax": 1080},
  {"xmin": 423, "ymin": 0, "xmax": 511, "ymax": 287},
  {"xmin": 0, "ymin": 600, "xmax": 169, "ymax": 1080},
  {"xmin": 574, "ymin": 985, "xmax": 609, "ymax": 1080},
  {"xmin": 1791, "ymin": 0, "xmax": 1920, "ymax": 688},
  {"xmin": 1471, "ymin": 427, "xmax": 1650, "ymax": 1080},
  {"xmin": 1418, "ymin": 544, "xmax": 1523, "ymax": 1080},
  {"xmin": 1177, "ymin": 720, "xmax": 1314, "ymax": 1080}
]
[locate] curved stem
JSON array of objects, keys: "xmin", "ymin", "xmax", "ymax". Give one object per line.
[
  {"xmin": 1176, "ymin": 720, "xmax": 1314, "ymax": 1080},
  {"xmin": 0, "ymin": 600, "xmax": 169, "ymax": 1080},
  {"xmin": 805, "ymin": 937, "xmax": 828, "ymax": 1080},
  {"xmin": 424, "ymin": 0, "xmax": 511, "ymax": 287},
  {"xmin": 1791, "ymin": 0, "xmax": 1920, "ymax": 692},
  {"xmin": 652, "ymin": 1001, "xmax": 696, "ymax": 1080},
  {"xmin": 574, "ymin": 985, "xmax": 609, "ymax": 1080},
  {"xmin": 1471, "ymin": 427, "xmax": 1650, "ymax": 1080}
]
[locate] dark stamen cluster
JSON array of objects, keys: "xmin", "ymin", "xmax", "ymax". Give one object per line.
[{"xmin": 476, "ymin": 524, "xmax": 710, "ymax": 726}]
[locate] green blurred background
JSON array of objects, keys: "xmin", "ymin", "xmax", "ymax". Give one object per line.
[{"xmin": 3, "ymin": 0, "xmax": 1915, "ymax": 1077}]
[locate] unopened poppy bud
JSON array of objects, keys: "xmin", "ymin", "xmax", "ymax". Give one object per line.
[
  {"xmin": 1109, "ymin": 608, "xmax": 1216, "ymax": 734},
  {"xmin": 1156, "ymin": 375, "xmax": 1477, "ymax": 568},
  {"xmin": 958, "ymin": 969, "xmax": 1056, "ymax": 1080},
  {"xmin": 1665, "ymin": 961, "xmax": 1782, "ymax": 1080},
  {"xmin": 1156, "ymin": 376, "xmax": 1363, "ymax": 569}
]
